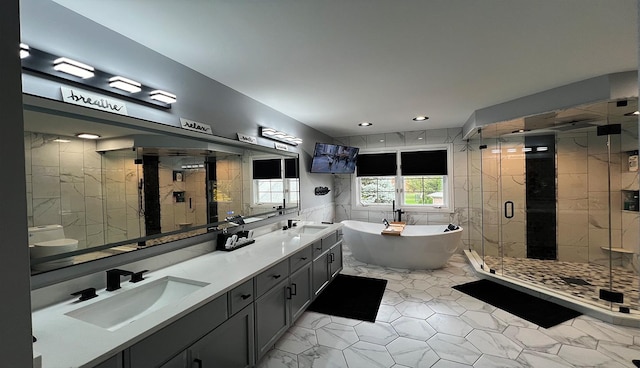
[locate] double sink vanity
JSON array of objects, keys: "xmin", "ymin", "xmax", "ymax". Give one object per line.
[{"xmin": 32, "ymin": 222, "xmax": 343, "ymax": 368}]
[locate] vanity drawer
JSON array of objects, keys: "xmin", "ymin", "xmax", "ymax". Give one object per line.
[
  {"xmin": 290, "ymin": 245, "xmax": 312, "ymax": 273},
  {"xmin": 321, "ymin": 231, "xmax": 338, "ymax": 248},
  {"xmin": 127, "ymin": 293, "xmax": 227, "ymax": 368},
  {"xmin": 228, "ymin": 279, "xmax": 254, "ymax": 316},
  {"xmin": 311, "ymin": 239, "xmax": 324, "ymax": 258},
  {"xmin": 255, "ymin": 260, "xmax": 289, "ymax": 298}
]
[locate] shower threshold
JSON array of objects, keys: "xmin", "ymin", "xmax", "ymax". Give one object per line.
[{"xmin": 464, "ymin": 250, "xmax": 640, "ymax": 328}]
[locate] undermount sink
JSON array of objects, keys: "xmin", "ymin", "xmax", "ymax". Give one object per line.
[
  {"xmin": 295, "ymin": 224, "xmax": 329, "ymax": 235},
  {"xmin": 65, "ymin": 276, "xmax": 209, "ymax": 331}
]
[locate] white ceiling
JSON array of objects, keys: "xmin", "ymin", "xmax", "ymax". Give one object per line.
[{"xmin": 52, "ymin": 0, "xmax": 637, "ymax": 138}]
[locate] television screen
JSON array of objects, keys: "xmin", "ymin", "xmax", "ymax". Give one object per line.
[{"xmin": 310, "ymin": 143, "xmax": 359, "ymax": 174}]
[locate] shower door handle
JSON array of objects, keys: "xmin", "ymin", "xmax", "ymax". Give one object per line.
[{"xmin": 504, "ymin": 201, "xmax": 514, "ymax": 219}]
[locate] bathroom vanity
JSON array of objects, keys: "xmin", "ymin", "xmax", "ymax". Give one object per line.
[{"xmin": 31, "ymin": 222, "xmax": 343, "ymax": 368}]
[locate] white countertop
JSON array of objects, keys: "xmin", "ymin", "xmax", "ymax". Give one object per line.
[{"xmin": 32, "ymin": 222, "xmax": 342, "ymax": 368}]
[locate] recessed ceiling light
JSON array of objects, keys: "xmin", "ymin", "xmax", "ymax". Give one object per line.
[
  {"xmin": 76, "ymin": 133, "xmax": 100, "ymax": 139},
  {"xmin": 358, "ymin": 122, "xmax": 372, "ymax": 127},
  {"xmin": 418, "ymin": 137, "xmax": 423, "ymax": 140},
  {"xmin": 412, "ymin": 116, "xmax": 429, "ymax": 121},
  {"xmin": 379, "ymin": 139, "xmax": 385, "ymax": 142}
]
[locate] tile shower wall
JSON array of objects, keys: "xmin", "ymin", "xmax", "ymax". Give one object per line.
[
  {"xmin": 158, "ymin": 159, "xmax": 208, "ymax": 232},
  {"xmin": 216, "ymin": 156, "xmax": 243, "ymax": 221},
  {"xmin": 25, "ymin": 132, "xmax": 105, "ymax": 249},
  {"xmin": 333, "ymin": 128, "xmax": 469, "ymax": 247},
  {"xmin": 102, "ymin": 150, "xmax": 144, "ymax": 244},
  {"xmin": 467, "ymin": 121, "xmax": 639, "ymax": 273},
  {"xmin": 557, "ymin": 122, "xmax": 639, "ymax": 271}
]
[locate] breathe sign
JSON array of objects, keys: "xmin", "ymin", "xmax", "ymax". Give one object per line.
[
  {"xmin": 60, "ymin": 87, "xmax": 128, "ymax": 115},
  {"xmin": 180, "ymin": 118, "xmax": 213, "ymax": 135}
]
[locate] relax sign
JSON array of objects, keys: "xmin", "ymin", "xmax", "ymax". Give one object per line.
[{"xmin": 179, "ymin": 118, "xmax": 213, "ymax": 135}]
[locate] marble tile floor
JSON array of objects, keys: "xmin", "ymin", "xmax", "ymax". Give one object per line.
[
  {"xmin": 482, "ymin": 255, "xmax": 640, "ymax": 312},
  {"xmin": 257, "ymin": 246, "xmax": 640, "ymax": 368}
]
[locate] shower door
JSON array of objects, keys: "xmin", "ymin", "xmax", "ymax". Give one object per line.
[{"xmin": 480, "ymin": 127, "xmax": 557, "ymax": 279}]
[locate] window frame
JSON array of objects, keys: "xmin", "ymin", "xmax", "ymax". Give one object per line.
[
  {"xmin": 251, "ymin": 156, "xmax": 299, "ymax": 209},
  {"xmin": 353, "ymin": 144, "xmax": 454, "ymax": 213}
]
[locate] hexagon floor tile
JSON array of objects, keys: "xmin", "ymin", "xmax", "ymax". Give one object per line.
[{"xmin": 256, "ymin": 248, "xmax": 640, "ymax": 368}]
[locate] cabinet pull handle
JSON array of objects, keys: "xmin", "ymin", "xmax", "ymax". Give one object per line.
[
  {"xmin": 273, "ymin": 274, "xmax": 281, "ymax": 279},
  {"xmin": 329, "ymin": 253, "xmax": 334, "ymax": 263},
  {"xmin": 316, "ymin": 247, "xmax": 322, "ymax": 250},
  {"xmin": 193, "ymin": 358, "xmax": 203, "ymax": 368},
  {"xmin": 301, "ymin": 257, "xmax": 308, "ymax": 260},
  {"xmin": 291, "ymin": 283, "xmax": 297, "ymax": 296},
  {"xmin": 286, "ymin": 286, "xmax": 292, "ymax": 299},
  {"xmin": 241, "ymin": 294, "xmax": 251, "ymax": 300}
]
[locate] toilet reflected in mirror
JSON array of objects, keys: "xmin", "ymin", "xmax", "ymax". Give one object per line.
[{"xmin": 28, "ymin": 225, "xmax": 78, "ymax": 271}]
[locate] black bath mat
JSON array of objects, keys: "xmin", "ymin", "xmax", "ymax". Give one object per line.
[
  {"xmin": 560, "ymin": 277, "xmax": 592, "ymax": 286},
  {"xmin": 453, "ymin": 279, "xmax": 581, "ymax": 328},
  {"xmin": 307, "ymin": 274, "xmax": 387, "ymax": 322}
]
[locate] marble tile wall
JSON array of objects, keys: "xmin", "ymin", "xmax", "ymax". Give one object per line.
[
  {"xmin": 158, "ymin": 157, "xmax": 209, "ymax": 232},
  {"xmin": 466, "ymin": 120, "xmax": 639, "ymax": 274},
  {"xmin": 216, "ymin": 156, "xmax": 243, "ymax": 220},
  {"xmin": 333, "ymin": 128, "xmax": 470, "ymax": 249},
  {"xmin": 26, "ymin": 132, "xmax": 106, "ymax": 249},
  {"xmin": 102, "ymin": 150, "xmax": 143, "ymax": 244}
]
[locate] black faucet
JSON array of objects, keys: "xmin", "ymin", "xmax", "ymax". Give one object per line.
[
  {"xmin": 287, "ymin": 219, "xmax": 300, "ymax": 228},
  {"xmin": 395, "ymin": 208, "xmax": 405, "ymax": 222},
  {"xmin": 106, "ymin": 269, "xmax": 135, "ymax": 291}
]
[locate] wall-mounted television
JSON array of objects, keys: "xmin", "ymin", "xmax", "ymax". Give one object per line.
[{"xmin": 310, "ymin": 143, "xmax": 359, "ymax": 174}]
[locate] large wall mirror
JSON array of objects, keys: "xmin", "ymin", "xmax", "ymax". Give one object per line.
[{"xmin": 24, "ymin": 100, "xmax": 300, "ymax": 274}]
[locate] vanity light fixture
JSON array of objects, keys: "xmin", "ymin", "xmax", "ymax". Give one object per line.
[
  {"xmin": 536, "ymin": 146, "xmax": 548, "ymax": 152},
  {"xmin": 149, "ymin": 90, "xmax": 177, "ymax": 104},
  {"xmin": 259, "ymin": 127, "xmax": 302, "ymax": 146},
  {"xmin": 53, "ymin": 57, "xmax": 95, "ymax": 79},
  {"xmin": 358, "ymin": 122, "xmax": 372, "ymax": 127},
  {"xmin": 507, "ymin": 148, "xmax": 517, "ymax": 153},
  {"xmin": 412, "ymin": 116, "xmax": 429, "ymax": 121},
  {"xmin": 522, "ymin": 147, "xmax": 533, "ymax": 152},
  {"xmin": 20, "ymin": 43, "xmax": 30, "ymax": 59},
  {"xmin": 76, "ymin": 133, "xmax": 100, "ymax": 140},
  {"xmin": 109, "ymin": 76, "xmax": 142, "ymax": 93},
  {"xmin": 491, "ymin": 149, "xmax": 501, "ymax": 154}
]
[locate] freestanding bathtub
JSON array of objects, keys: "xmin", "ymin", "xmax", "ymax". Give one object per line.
[{"xmin": 341, "ymin": 220, "xmax": 462, "ymax": 269}]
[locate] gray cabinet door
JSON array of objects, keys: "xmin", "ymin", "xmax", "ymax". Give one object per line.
[
  {"xmin": 158, "ymin": 352, "xmax": 186, "ymax": 368},
  {"xmin": 312, "ymin": 253, "xmax": 330, "ymax": 298},
  {"xmin": 255, "ymin": 279, "xmax": 289, "ymax": 359},
  {"xmin": 190, "ymin": 304, "xmax": 255, "ymax": 368},
  {"xmin": 93, "ymin": 354, "xmax": 123, "ymax": 368},
  {"xmin": 290, "ymin": 263, "xmax": 312, "ymax": 323},
  {"xmin": 126, "ymin": 295, "xmax": 227, "ymax": 368},
  {"xmin": 329, "ymin": 242, "xmax": 343, "ymax": 279}
]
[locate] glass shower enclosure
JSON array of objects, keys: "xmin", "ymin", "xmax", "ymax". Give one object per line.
[{"xmin": 466, "ymin": 99, "xmax": 640, "ymax": 315}]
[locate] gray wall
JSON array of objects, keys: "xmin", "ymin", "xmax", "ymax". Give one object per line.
[
  {"xmin": 1, "ymin": 0, "xmax": 33, "ymax": 365},
  {"xmin": 20, "ymin": 0, "xmax": 334, "ymax": 214}
]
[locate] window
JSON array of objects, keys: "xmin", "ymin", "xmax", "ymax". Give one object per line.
[
  {"xmin": 355, "ymin": 146, "xmax": 452, "ymax": 211},
  {"xmin": 253, "ymin": 158, "xmax": 299, "ymax": 206}
]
